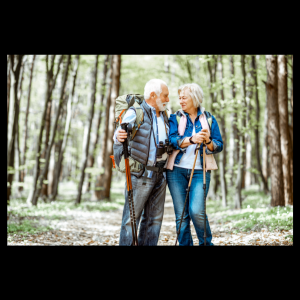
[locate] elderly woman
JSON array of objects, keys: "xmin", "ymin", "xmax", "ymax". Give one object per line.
[{"xmin": 167, "ymin": 83, "xmax": 223, "ymax": 246}]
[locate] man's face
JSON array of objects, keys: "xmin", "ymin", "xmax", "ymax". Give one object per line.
[{"xmin": 156, "ymin": 84, "xmax": 169, "ymax": 111}]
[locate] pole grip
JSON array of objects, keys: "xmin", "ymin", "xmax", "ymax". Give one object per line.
[{"xmin": 121, "ymin": 123, "xmax": 129, "ymax": 159}]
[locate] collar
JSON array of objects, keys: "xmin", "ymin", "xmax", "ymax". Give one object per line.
[{"xmin": 180, "ymin": 106, "xmax": 203, "ymax": 118}]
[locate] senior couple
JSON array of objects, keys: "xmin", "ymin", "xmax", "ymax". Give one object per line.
[{"xmin": 113, "ymin": 79, "xmax": 223, "ymax": 246}]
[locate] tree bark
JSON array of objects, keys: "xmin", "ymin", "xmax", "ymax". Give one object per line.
[
  {"xmin": 240, "ymin": 55, "xmax": 247, "ymax": 190},
  {"xmin": 32, "ymin": 55, "xmax": 71, "ymax": 206},
  {"xmin": 75, "ymin": 55, "xmax": 99, "ymax": 204},
  {"xmin": 20, "ymin": 55, "xmax": 36, "ymax": 189},
  {"xmin": 229, "ymin": 55, "xmax": 238, "ymax": 186},
  {"xmin": 265, "ymin": 55, "xmax": 284, "ymax": 207},
  {"xmin": 218, "ymin": 55, "xmax": 227, "ymax": 207},
  {"xmin": 262, "ymin": 98, "xmax": 269, "ymax": 186},
  {"xmin": 86, "ymin": 55, "xmax": 109, "ymax": 192},
  {"xmin": 51, "ymin": 55, "xmax": 80, "ymax": 200},
  {"xmin": 29, "ymin": 55, "xmax": 63, "ymax": 205},
  {"xmin": 7, "ymin": 59, "xmax": 11, "ymax": 140},
  {"xmin": 16, "ymin": 58, "xmax": 26, "ymax": 192},
  {"xmin": 235, "ymin": 55, "xmax": 247, "ymax": 209},
  {"xmin": 277, "ymin": 55, "xmax": 293, "ymax": 205},
  {"xmin": 94, "ymin": 56, "xmax": 114, "ymax": 200},
  {"xmin": 251, "ymin": 56, "xmax": 268, "ymax": 193},
  {"xmin": 99, "ymin": 55, "xmax": 121, "ymax": 200},
  {"xmin": 7, "ymin": 55, "xmax": 24, "ymax": 204},
  {"xmin": 207, "ymin": 56, "xmax": 219, "ymax": 200}
]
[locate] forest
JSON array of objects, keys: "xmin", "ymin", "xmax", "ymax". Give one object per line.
[{"xmin": 7, "ymin": 55, "xmax": 293, "ymax": 246}]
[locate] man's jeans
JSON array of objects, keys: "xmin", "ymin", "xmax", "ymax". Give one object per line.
[
  {"xmin": 166, "ymin": 167, "xmax": 214, "ymax": 246},
  {"xmin": 119, "ymin": 172, "xmax": 166, "ymax": 246}
]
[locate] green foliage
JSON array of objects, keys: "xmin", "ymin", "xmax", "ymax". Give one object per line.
[{"xmin": 7, "ymin": 219, "xmax": 52, "ymax": 235}]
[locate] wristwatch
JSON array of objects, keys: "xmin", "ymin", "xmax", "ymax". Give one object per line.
[
  {"xmin": 205, "ymin": 138, "xmax": 212, "ymax": 145},
  {"xmin": 189, "ymin": 136, "xmax": 195, "ymax": 144}
]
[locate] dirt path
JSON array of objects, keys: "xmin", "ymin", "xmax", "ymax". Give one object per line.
[{"xmin": 8, "ymin": 194, "xmax": 292, "ymax": 246}]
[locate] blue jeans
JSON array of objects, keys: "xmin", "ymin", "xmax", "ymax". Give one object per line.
[
  {"xmin": 167, "ymin": 166, "xmax": 213, "ymax": 246},
  {"xmin": 119, "ymin": 172, "xmax": 166, "ymax": 246}
]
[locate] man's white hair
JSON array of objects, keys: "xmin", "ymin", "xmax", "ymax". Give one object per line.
[
  {"xmin": 144, "ymin": 79, "xmax": 168, "ymax": 100},
  {"xmin": 178, "ymin": 83, "xmax": 204, "ymax": 108}
]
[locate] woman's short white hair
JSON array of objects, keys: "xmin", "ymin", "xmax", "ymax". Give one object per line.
[
  {"xmin": 178, "ymin": 83, "xmax": 204, "ymax": 108},
  {"xmin": 144, "ymin": 79, "xmax": 168, "ymax": 100}
]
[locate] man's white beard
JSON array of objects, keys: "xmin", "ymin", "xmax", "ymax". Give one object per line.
[{"xmin": 156, "ymin": 97, "xmax": 166, "ymax": 111}]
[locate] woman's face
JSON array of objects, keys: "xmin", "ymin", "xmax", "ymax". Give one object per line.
[{"xmin": 179, "ymin": 89, "xmax": 195, "ymax": 112}]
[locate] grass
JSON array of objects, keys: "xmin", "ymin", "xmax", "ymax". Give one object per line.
[
  {"xmin": 7, "ymin": 219, "xmax": 52, "ymax": 235},
  {"xmin": 8, "ymin": 179, "xmax": 126, "ymax": 239},
  {"xmin": 206, "ymin": 185, "xmax": 293, "ymax": 234}
]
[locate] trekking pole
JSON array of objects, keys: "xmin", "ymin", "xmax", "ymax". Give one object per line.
[
  {"xmin": 203, "ymin": 141, "xmax": 207, "ymax": 246},
  {"xmin": 175, "ymin": 142, "xmax": 201, "ymax": 246},
  {"xmin": 121, "ymin": 123, "xmax": 138, "ymax": 246}
]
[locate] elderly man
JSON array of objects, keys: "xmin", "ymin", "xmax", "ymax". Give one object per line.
[{"xmin": 113, "ymin": 79, "xmax": 170, "ymax": 246}]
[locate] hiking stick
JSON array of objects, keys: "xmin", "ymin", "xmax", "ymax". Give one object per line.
[
  {"xmin": 203, "ymin": 141, "xmax": 207, "ymax": 246},
  {"xmin": 121, "ymin": 123, "xmax": 138, "ymax": 246},
  {"xmin": 175, "ymin": 143, "xmax": 201, "ymax": 246}
]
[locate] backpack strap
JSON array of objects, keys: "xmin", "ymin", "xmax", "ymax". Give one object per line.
[
  {"xmin": 204, "ymin": 111, "xmax": 213, "ymax": 132},
  {"xmin": 131, "ymin": 102, "xmax": 144, "ymax": 139}
]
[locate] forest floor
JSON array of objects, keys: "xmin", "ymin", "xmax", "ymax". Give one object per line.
[{"xmin": 7, "ymin": 181, "xmax": 293, "ymax": 246}]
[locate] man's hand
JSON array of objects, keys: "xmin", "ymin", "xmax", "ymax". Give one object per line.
[{"xmin": 117, "ymin": 129, "xmax": 128, "ymax": 143}]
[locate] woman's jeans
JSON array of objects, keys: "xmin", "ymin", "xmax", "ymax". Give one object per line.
[{"xmin": 167, "ymin": 166, "xmax": 213, "ymax": 246}]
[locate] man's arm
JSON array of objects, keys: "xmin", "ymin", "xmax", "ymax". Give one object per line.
[{"xmin": 113, "ymin": 108, "xmax": 137, "ymax": 144}]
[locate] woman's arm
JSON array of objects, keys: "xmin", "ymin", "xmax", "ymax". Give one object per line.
[
  {"xmin": 168, "ymin": 114, "xmax": 188, "ymax": 151},
  {"xmin": 205, "ymin": 115, "xmax": 223, "ymax": 155}
]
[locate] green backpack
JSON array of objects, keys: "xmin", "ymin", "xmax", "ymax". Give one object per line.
[{"xmin": 112, "ymin": 94, "xmax": 146, "ymax": 174}]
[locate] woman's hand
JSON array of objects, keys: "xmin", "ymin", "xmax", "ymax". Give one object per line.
[
  {"xmin": 192, "ymin": 129, "xmax": 210, "ymax": 144},
  {"xmin": 117, "ymin": 129, "xmax": 128, "ymax": 143}
]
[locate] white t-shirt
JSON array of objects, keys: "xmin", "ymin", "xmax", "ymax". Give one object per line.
[
  {"xmin": 174, "ymin": 124, "xmax": 202, "ymax": 170},
  {"xmin": 156, "ymin": 115, "xmax": 168, "ymax": 161}
]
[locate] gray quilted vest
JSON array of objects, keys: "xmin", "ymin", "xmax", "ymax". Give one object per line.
[{"xmin": 113, "ymin": 100, "xmax": 169, "ymax": 178}]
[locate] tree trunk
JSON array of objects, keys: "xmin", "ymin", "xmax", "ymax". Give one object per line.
[
  {"xmin": 240, "ymin": 55, "xmax": 247, "ymax": 190},
  {"xmin": 251, "ymin": 56, "xmax": 268, "ymax": 193},
  {"xmin": 277, "ymin": 55, "xmax": 293, "ymax": 205},
  {"xmin": 7, "ymin": 55, "xmax": 24, "ymax": 204},
  {"xmin": 75, "ymin": 55, "xmax": 99, "ymax": 204},
  {"xmin": 229, "ymin": 55, "xmax": 238, "ymax": 186},
  {"xmin": 7, "ymin": 59, "xmax": 11, "ymax": 140},
  {"xmin": 16, "ymin": 58, "xmax": 26, "ymax": 192},
  {"xmin": 99, "ymin": 55, "xmax": 121, "ymax": 200},
  {"xmin": 94, "ymin": 56, "xmax": 114, "ymax": 200},
  {"xmin": 262, "ymin": 99, "xmax": 269, "ymax": 186},
  {"xmin": 32, "ymin": 55, "xmax": 71, "ymax": 206},
  {"xmin": 265, "ymin": 55, "xmax": 284, "ymax": 207},
  {"xmin": 20, "ymin": 55, "xmax": 36, "ymax": 189},
  {"xmin": 207, "ymin": 56, "xmax": 219, "ymax": 199},
  {"xmin": 51, "ymin": 55, "xmax": 80, "ymax": 200},
  {"xmin": 29, "ymin": 55, "xmax": 63, "ymax": 205},
  {"xmin": 235, "ymin": 55, "xmax": 247, "ymax": 209},
  {"xmin": 218, "ymin": 55, "xmax": 227, "ymax": 207},
  {"xmin": 86, "ymin": 55, "xmax": 109, "ymax": 192}
]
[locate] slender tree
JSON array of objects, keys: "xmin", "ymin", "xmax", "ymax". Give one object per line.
[
  {"xmin": 7, "ymin": 55, "xmax": 24, "ymax": 203},
  {"xmin": 29, "ymin": 55, "xmax": 63, "ymax": 204},
  {"xmin": 94, "ymin": 56, "xmax": 114, "ymax": 200},
  {"xmin": 277, "ymin": 55, "xmax": 293, "ymax": 205},
  {"xmin": 251, "ymin": 55, "xmax": 268, "ymax": 193},
  {"xmin": 75, "ymin": 55, "xmax": 99, "ymax": 204},
  {"xmin": 7, "ymin": 57, "xmax": 11, "ymax": 139},
  {"xmin": 20, "ymin": 55, "xmax": 36, "ymax": 189},
  {"xmin": 51, "ymin": 55, "xmax": 80, "ymax": 200},
  {"xmin": 265, "ymin": 55, "xmax": 284, "ymax": 207},
  {"xmin": 218, "ymin": 55, "xmax": 227, "ymax": 207},
  {"xmin": 99, "ymin": 55, "xmax": 121, "ymax": 200},
  {"xmin": 86, "ymin": 55, "xmax": 109, "ymax": 192},
  {"xmin": 32, "ymin": 55, "xmax": 71, "ymax": 206}
]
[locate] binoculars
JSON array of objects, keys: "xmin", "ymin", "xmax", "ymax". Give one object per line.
[{"xmin": 156, "ymin": 139, "xmax": 173, "ymax": 158}]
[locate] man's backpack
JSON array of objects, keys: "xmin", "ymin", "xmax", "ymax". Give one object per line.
[
  {"xmin": 114, "ymin": 94, "xmax": 145, "ymax": 139},
  {"xmin": 111, "ymin": 94, "xmax": 146, "ymax": 174}
]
